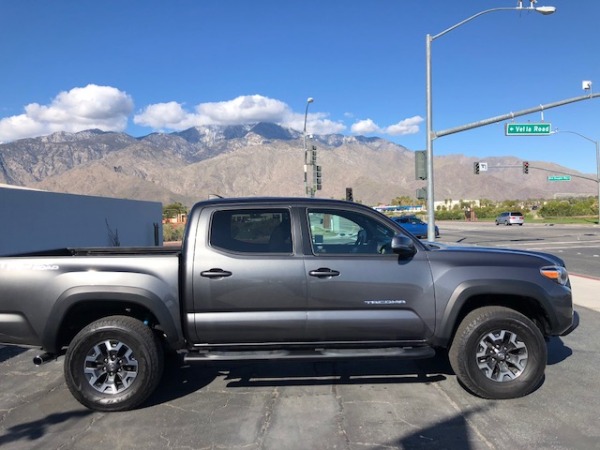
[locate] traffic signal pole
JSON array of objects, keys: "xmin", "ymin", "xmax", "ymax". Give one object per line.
[{"xmin": 435, "ymin": 93, "xmax": 600, "ymax": 139}]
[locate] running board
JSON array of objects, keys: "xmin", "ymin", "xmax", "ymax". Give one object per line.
[{"xmin": 183, "ymin": 346, "xmax": 435, "ymax": 362}]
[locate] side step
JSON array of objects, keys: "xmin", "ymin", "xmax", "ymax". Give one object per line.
[{"xmin": 183, "ymin": 346, "xmax": 435, "ymax": 363}]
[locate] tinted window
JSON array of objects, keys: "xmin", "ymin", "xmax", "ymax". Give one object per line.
[{"xmin": 210, "ymin": 208, "xmax": 292, "ymax": 253}]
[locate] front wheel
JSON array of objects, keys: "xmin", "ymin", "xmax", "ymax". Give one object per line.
[
  {"xmin": 64, "ymin": 315, "xmax": 164, "ymax": 412},
  {"xmin": 449, "ymin": 306, "xmax": 546, "ymax": 399}
]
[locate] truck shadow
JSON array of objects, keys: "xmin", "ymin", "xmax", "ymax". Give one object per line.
[
  {"xmin": 148, "ymin": 337, "xmax": 573, "ymax": 407},
  {"xmin": 547, "ymin": 337, "xmax": 573, "ymax": 365},
  {"xmin": 223, "ymin": 356, "xmax": 450, "ymax": 388},
  {"xmin": 144, "ymin": 356, "xmax": 220, "ymax": 407},
  {"xmin": 0, "ymin": 345, "xmax": 28, "ymax": 363},
  {"xmin": 394, "ymin": 405, "xmax": 490, "ymax": 449},
  {"xmin": 146, "ymin": 353, "xmax": 453, "ymax": 406}
]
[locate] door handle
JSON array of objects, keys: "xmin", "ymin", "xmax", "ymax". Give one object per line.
[
  {"xmin": 200, "ymin": 268, "xmax": 232, "ymax": 278},
  {"xmin": 309, "ymin": 268, "xmax": 340, "ymax": 278}
]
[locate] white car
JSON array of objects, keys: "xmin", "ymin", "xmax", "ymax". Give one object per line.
[{"xmin": 495, "ymin": 211, "xmax": 524, "ymax": 226}]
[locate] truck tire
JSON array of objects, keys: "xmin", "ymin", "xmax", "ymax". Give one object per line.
[
  {"xmin": 64, "ymin": 315, "xmax": 164, "ymax": 412},
  {"xmin": 449, "ymin": 306, "xmax": 546, "ymax": 399}
]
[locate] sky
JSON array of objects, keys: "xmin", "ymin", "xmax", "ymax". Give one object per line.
[{"xmin": 1, "ymin": 0, "xmax": 599, "ymax": 175}]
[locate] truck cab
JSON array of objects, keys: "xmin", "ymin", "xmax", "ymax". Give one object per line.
[{"xmin": 182, "ymin": 198, "xmax": 436, "ymax": 345}]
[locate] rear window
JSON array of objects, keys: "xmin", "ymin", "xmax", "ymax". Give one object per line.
[
  {"xmin": 210, "ymin": 208, "xmax": 292, "ymax": 253},
  {"xmin": 511, "ymin": 212, "xmax": 523, "ymax": 217}
]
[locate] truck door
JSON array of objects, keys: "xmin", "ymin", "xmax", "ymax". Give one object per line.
[
  {"xmin": 303, "ymin": 208, "xmax": 436, "ymax": 342},
  {"xmin": 191, "ymin": 207, "xmax": 306, "ymax": 344}
]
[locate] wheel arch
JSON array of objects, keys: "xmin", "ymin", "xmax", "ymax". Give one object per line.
[
  {"xmin": 433, "ymin": 280, "xmax": 552, "ymax": 348},
  {"xmin": 42, "ymin": 286, "xmax": 185, "ymax": 354}
]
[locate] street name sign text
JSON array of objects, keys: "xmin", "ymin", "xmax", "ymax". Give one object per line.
[{"xmin": 505, "ymin": 123, "xmax": 551, "ymax": 136}]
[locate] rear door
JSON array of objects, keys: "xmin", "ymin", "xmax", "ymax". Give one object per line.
[
  {"xmin": 191, "ymin": 206, "xmax": 306, "ymax": 343},
  {"xmin": 302, "ymin": 207, "xmax": 436, "ymax": 342}
]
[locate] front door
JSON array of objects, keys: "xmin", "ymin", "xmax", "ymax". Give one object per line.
[{"xmin": 304, "ymin": 208, "xmax": 435, "ymax": 342}]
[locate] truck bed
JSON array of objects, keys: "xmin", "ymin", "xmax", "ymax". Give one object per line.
[{"xmin": 8, "ymin": 246, "xmax": 182, "ymax": 257}]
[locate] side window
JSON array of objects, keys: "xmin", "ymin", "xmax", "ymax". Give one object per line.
[
  {"xmin": 308, "ymin": 209, "xmax": 395, "ymax": 255},
  {"xmin": 210, "ymin": 209, "xmax": 292, "ymax": 253}
]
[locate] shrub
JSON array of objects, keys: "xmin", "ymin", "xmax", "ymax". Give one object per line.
[{"xmin": 163, "ymin": 223, "xmax": 185, "ymax": 242}]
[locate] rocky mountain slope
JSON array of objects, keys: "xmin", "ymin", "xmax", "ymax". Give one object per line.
[{"xmin": 0, "ymin": 124, "xmax": 596, "ymax": 206}]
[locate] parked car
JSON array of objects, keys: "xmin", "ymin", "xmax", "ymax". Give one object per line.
[
  {"xmin": 495, "ymin": 211, "xmax": 524, "ymax": 226},
  {"xmin": 392, "ymin": 215, "xmax": 439, "ymax": 238}
]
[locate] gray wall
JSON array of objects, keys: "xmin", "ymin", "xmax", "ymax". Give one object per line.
[{"xmin": 0, "ymin": 187, "xmax": 163, "ymax": 255}]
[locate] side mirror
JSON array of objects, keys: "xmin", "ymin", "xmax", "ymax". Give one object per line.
[{"xmin": 391, "ymin": 234, "xmax": 417, "ymax": 258}]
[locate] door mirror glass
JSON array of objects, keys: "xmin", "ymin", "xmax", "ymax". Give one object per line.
[{"xmin": 391, "ymin": 235, "xmax": 417, "ymax": 258}]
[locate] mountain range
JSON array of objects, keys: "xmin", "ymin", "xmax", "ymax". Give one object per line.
[{"xmin": 0, "ymin": 123, "xmax": 596, "ymax": 207}]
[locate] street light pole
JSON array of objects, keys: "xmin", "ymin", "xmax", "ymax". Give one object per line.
[
  {"xmin": 552, "ymin": 130, "xmax": 600, "ymax": 226},
  {"xmin": 303, "ymin": 97, "xmax": 314, "ymax": 197},
  {"xmin": 425, "ymin": 3, "xmax": 556, "ymax": 241}
]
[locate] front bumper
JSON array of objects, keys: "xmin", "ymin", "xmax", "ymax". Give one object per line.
[{"xmin": 560, "ymin": 310, "xmax": 580, "ymax": 337}]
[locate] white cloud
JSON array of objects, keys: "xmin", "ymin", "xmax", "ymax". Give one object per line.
[
  {"xmin": 197, "ymin": 95, "xmax": 289, "ymax": 124},
  {"xmin": 351, "ymin": 118, "xmax": 381, "ymax": 134},
  {"xmin": 132, "ymin": 101, "xmax": 195, "ymax": 130},
  {"xmin": 384, "ymin": 115, "xmax": 423, "ymax": 135},
  {"xmin": 0, "ymin": 85, "xmax": 133, "ymax": 142},
  {"xmin": 350, "ymin": 115, "xmax": 424, "ymax": 137},
  {"xmin": 0, "ymin": 87, "xmax": 420, "ymax": 142},
  {"xmin": 134, "ymin": 94, "xmax": 346, "ymax": 135},
  {"xmin": 304, "ymin": 116, "xmax": 346, "ymax": 135}
]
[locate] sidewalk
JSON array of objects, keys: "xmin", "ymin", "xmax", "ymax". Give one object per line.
[{"xmin": 570, "ymin": 274, "xmax": 600, "ymax": 312}]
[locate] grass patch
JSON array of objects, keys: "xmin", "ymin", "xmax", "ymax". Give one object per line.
[{"xmin": 527, "ymin": 216, "xmax": 598, "ymax": 225}]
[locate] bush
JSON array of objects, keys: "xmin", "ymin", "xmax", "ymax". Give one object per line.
[
  {"xmin": 435, "ymin": 210, "xmax": 466, "ymax": 221},
  {"xmin": 539, "ymin": 197, "xmax": 597, "ymax": 218},
  {"xmin": 163, "ymin": 223, "xmax": 185, "ymax": 242}
]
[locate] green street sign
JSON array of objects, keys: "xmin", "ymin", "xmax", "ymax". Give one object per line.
[
  {"xmin": 547, "ymin": 175, "xmax": 571, "ymax": 181},
  {"xmin": 505, "ymin": 123, "xmax": 551, "ymax": 136}
]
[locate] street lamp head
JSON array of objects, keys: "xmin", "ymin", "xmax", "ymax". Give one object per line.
[
  {"xmin": 307, "ymin": 97, "xmax": 314, "ymax": 104},
  {"xmin": 535, "ymin": 6, "xmax": 556, "ymax": 15}
]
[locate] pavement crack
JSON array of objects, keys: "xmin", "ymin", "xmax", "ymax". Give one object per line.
[
  {"xmin": 256, "ymin": 387, "xmax": 278, "ymax": 449},
  {"xmin": 332, "ymin": 384, "xmax": 351, "ymax": 449}
]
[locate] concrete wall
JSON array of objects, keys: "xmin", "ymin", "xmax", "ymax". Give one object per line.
[{"xmin": 0, "ymin": 186, "xmax": 163, "ymax": 255}]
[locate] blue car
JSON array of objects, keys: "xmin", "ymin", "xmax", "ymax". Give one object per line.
[{"xmin": 392, "ymin": 215, "xmax": 439, "ymax": 239}]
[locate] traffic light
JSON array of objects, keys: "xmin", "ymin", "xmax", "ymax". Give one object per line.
[
  {"xmin": 346, "ymin": 187, "xmax": 353, "ymax": 202},
  {"xmin": 523, "ymin": 161, "xmax": 529, "ymax": 174},
  {"xmin": 474, "ymin": 162, "xmax": 480, "ymax": 175},
  {"xmin": 415, "ymin": 150, "xmax": 427, "ymax": 180},
  {"xmin": 311, "ymin": 145, "xmax": 317, "ymax": 164},
  {"xmin": 315, "ymin": 165, "xmax": 322, "ymax": 190}
]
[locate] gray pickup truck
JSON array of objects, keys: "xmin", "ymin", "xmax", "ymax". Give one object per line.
[{"xmin": 0, "ymin": 197, "xmax": 577, "ymax": 411}]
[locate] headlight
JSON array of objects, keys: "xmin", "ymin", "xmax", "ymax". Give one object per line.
[{"xmin": 540, "ymin": 266, "xmax": 569, "ymax": 285}]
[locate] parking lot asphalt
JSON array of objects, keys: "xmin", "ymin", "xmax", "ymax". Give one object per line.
[{"xmin": 0, "ymin": 274, "xmax": 597, "ymax": 450}]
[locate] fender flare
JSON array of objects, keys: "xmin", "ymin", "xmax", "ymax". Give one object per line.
[
  {"xmin": 434, "ymin": 279, "xmax": 551, "ymax": 347},
  {"xmin": 41, "ymin": 285, "xmax": 184, "ymax": 353}
]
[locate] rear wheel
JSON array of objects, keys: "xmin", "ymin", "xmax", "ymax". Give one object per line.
[
  {"xmin": 449, "ymin": 306, "xmax": 546, "ymax": 399},
  {"xmin": 64, "ymin": 315, "xmax": 164, "ymax": 412}
]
